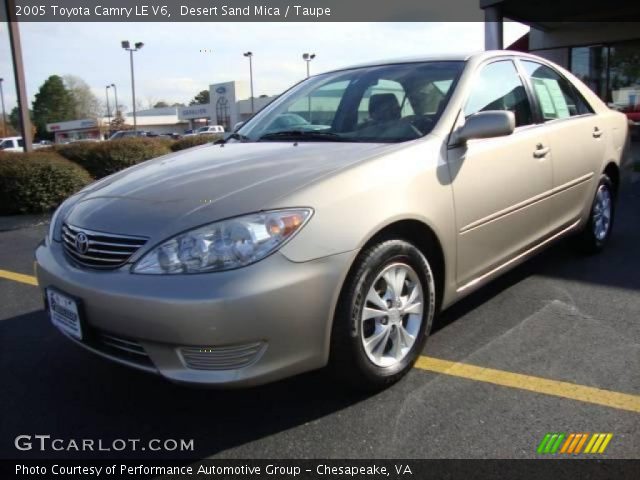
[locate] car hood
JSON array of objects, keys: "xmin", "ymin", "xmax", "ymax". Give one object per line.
[{"xmin": 65, "ymin": 141, "xmax": 398, "ymax": 239}]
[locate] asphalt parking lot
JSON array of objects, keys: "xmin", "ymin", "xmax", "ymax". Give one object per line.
[{"xmin": 0, "ymin": 181, "xmax": 639, "ymax": 461}]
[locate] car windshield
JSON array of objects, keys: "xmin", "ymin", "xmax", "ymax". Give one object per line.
[{"xmin": 237, "ymin": 61, "xmax": 464, "ymax": 143}]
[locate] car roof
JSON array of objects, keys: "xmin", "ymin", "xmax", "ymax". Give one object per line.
[{"xmin": 323, "ymin": 50, "xmax": 539, "ymax": 74}]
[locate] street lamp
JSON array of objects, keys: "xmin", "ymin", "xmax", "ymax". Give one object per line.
[
  {"xmin": 0, "ymin": 78, "xmax": 6, "ymax": 137},
  {"xmin": 105, "ymin": 85, "xmax": 112, "ymax": 126},
  {"xmin": 302, "ymin": 52, "xmax": 316, "ymax": 78},
  {"xmin": 302, "ymin": 53, "xmax": 316, "ymax": 122},
  {"xmin": 243, "ymin": 51, "xmax": 255, "ymax": 115},
  {"xmin": 121, "ymin": 40, "xmax": 144, "ymax": 132},
  {"xmin": 110, "ymin": 83, "xmax": 119, "ymax": 116}
]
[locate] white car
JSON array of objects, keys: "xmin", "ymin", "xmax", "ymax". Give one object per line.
[
  {"xmin": 0, "ymin": 136, "xmax": 25, "ymax": 152},
  {"xmin": 196, "ymin": 125, "xmax": 225, "ymax": 135}
]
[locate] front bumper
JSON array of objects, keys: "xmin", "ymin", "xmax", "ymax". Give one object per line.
[{"xmin": 36, "ymin": 240, "xmax": 357, "ymax": 387}]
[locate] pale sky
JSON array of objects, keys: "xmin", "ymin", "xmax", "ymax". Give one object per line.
[{"xmin": 0, "ymin": 22, "xmax": 528, "ymax": 113}]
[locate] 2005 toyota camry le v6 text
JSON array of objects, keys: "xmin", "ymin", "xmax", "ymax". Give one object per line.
[{"xmin": 36, "ymin": 51, "xmax": 631, "ymax": 389}]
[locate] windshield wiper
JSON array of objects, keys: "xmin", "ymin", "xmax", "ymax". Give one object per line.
[
  {"xmin": 215, "ymin": 132, "xmax": 251, "ymax": 144},
  {"xmin": 258, "ymin": 130, "xmax": 345, "ymax": 142}
]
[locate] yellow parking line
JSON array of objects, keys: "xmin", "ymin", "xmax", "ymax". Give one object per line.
[
  {"xmin": 0, "ymin": 266, "xmax": 638, "ymax": 413},
  {"xmin": 415, "ymin": 356, "xmax": 640, "ymax": 414},
  {"xmin": 0, "ymin": 269, "xmax": 38, "ymax": 286}
]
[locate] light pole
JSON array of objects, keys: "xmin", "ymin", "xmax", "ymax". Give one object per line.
[
  {"xmin": 302, "ymin": 53, "xmax": 316, "ymax": 122},
  {"xmin": 243, "ymin": 51, "xmax": 255, "ymax": 115},
  {"xmin": 121, "ymin": 40, "xmax": 144, "ymax": 132},
  {"xmin": 0, "ymin": 78, "xmax": 6, "ymax": 137},
  {"xmin": 105, "ymin": 85, "xmax": 112, "ymax": 126},
  {"xmin": 110, "ymin": 83, "xmax": 119, "ymax": 116},
  {"xmin": 302, "ymin": 52, "xmax": 316, "ymax": 78}
]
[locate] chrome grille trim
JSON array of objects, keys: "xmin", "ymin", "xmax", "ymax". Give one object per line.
[
  {"xmin": 179, "ymin": 342, "xmax": 266, "ymax": 370},
  {"xmin": 93, "ymin": 331, "xmax": 153, "ymax": 368},
  {"xmin": 62, "ymin": 223, "xmax": 147, "ymax": 269},
  {"xmin": 100, "ymin": 333, "xmax": 147, "ymax": 356}
]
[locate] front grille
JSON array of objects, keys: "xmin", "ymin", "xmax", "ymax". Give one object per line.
[
  {"xmin": 180, "ymin": 342, "xmax": 265, "ymax": 370},
  {"xmin": 62, "ymin": 223, "xmax": 147, "ymax": 269}
]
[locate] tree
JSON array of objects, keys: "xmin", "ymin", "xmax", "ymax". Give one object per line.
[
  {"xmin": 171, "ymin": 102, "xmax": 185, "ymax": 107},
  {"xmin": 189, "ymin": 90, "xmax": 210, "ymax": 105},
  {"xmin": 153, "ymin": 101, "xmax": 169, "ymax": 108},
  {"xmin": 0, "ymin": 119, "xmax": 17, "ymax": 136},
  {"xmin": 8, "ymin": 106, "xmax": 36, "ymax": 140},
  {"xmin": 64, "ymin": 75, "xmax": 102, "ymax": 119},
  {"xmin": 32, "ymin": 75, "xmax": 75, "ymax": 140},
  {"xmin": 109, "ymin": 110, "xmax": 128, "ymax": 131}
]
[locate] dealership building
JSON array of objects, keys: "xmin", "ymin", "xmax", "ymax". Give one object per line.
[
  {"xmin": 46, "ymin": 82, "xmax": 274, "ymax": 142},
  {"xmin": 178, "ymin": 81, "xmax": 276, "ymax": 131},
  {"xmin": 481, "ymin": 1, "xmax": 640, "ymax": 122}
]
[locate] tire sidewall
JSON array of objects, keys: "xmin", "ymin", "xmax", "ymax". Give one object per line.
[
  {"xmin": 586, "ymin": 175, "xmax": 615, "ymax": 250},
  {"xmin": 343, "ymin": 240, "xmax": 435, "ymax": 382}
]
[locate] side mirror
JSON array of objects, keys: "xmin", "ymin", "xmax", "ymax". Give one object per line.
[{"xmin": 454, "ymin": 110, "xmax": 515, "ymax": 143}]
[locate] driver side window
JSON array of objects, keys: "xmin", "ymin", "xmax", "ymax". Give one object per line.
[{"xmin": 465, "ymin": 60, "xmax": 533, "ymax": 127}]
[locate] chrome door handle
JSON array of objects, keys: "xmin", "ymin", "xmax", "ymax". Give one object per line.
[
  {"xmin": 593, "ymin": 127, "xmax": 603, "ymax": 138},
  {"xmin": 533, "ymin": 144, "xmax": 550, "ymax": 158}
]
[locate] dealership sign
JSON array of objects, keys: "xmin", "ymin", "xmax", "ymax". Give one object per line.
[
  {"xmin": 46, "ymin": 118, "xmax": 98, "ymax": 132},
  {"xmin": 178, "ymin": 105, "xmax": 212, "ymax": 120}
]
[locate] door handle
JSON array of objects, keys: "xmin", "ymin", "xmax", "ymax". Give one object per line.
[
  {"xmin": 533, "ymin": 143, "xmax": 550, "ymax": 158},
  {"xmin": 593, "ymin": 127, "xmax": 603, "ymax": 138}
]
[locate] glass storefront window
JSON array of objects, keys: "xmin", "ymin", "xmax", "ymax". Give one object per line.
[
  {"xmin": 608, "ymin": 41, "xmax": 640, "ymax": 123},
  {"xmin": 570, "ymin": 46, "xmax": 608, "ymax": 100}
]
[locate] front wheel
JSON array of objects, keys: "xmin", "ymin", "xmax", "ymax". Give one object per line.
[{"xmin": 329, "ymin": 239, "xmax": 436, "ymax": 390}]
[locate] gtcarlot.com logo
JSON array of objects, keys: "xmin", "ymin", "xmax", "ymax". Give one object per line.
[
  {"xmin": 14, "ymin": 435, "xmax": 194, "ymax": 452},
  {"xmin": 537, "ymin": 433, "xmax": 613, "ymax": 455}
]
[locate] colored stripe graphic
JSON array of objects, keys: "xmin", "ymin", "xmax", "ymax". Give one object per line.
[
  {"xmin": 541, "ymin": 433, "xmax": 613, "ymax": 454},
  {"xmin": 537, "ymin": 433, "xmax": 566, "ymax": 454}
]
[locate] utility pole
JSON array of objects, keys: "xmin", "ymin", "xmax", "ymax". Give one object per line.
[
  {"xmin": 105, "ymin": 85, "xmax": 112, "ymax": 125},
  {"xmin": 0, "ymin": 78, "xmax": 6, "ymax": 136},
  {"xmin": 6, "ymin": 0, "xmax": 33, "ymax": 151}
]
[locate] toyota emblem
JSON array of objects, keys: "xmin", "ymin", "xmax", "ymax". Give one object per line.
[{"xmin": 75, "ymin": 232, "xmax": 89, "ymax": 254}]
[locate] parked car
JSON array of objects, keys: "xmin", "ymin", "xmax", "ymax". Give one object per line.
[
  {"xmin": 37, "ymin": 51, "xmax": 630, "ymax": 389},
  {"xmin": 0, "ymin": 136, "xmax": 25, "ymax": 152},
  {"xmin": 108, "ymin": 130, "xmax": 149, "ymax": 140},
  {"xmin": 196, "ymin": 125, "xmax": 225, "ymax": 135}
]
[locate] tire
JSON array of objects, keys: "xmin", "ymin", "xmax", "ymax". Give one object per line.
[
  {"xmin": 576, "ymin": 174, "xmax": 616, "ymax": 254},
  {"xmin": 330, "ymin": 239, "xmax": 436, "ymax": 391}
]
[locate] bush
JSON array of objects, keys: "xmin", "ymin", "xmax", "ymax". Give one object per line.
[
  {"xmin": 0, "ymin": 151, "xmax": 92, "ymax": 215},
  {"xmin": 56, "ymin": 137, "xmax": 172, "ymax": 179},
  {"xmin": 170, "ymin": 134, "xmax": 220, "ymax": 152}
]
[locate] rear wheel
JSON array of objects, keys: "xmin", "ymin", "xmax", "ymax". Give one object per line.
[
  {"xmin": 330, "ymin": 239, "xmax": 436, "ymax": 390},
  {"xmin": 576, "ymin": 174, "xmax": 615, "ymax": 253}
]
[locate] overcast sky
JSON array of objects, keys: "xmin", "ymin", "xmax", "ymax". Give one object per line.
[{"xmin": 0, "ymin": 22, "xmax": 528, "ymax": 113}]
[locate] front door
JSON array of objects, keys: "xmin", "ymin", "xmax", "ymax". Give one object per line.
[{"xmin": 447, "ymin": 59, "xmax": 554, "ymax": 288}]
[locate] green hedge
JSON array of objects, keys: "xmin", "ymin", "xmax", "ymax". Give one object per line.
[
  {"xmin": 0, "ymin": 151, "xmax": 92, "ymax": 215},
  {"xmin": 56, "ymin": 138, "xmax": 173, "ymax": 179},
  {"xmin": 170, "ymin": 135, "xmax": 219, "ymax": 152}
]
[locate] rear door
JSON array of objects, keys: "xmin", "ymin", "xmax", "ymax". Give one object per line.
[{"xmin": 518, "ymin": 59, "xmax": 604, "ymax": 230}]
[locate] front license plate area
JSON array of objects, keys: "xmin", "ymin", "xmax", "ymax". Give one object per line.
[{"xmin": 47, "ymin": 288, "xmax": 83, "ymax": 340}]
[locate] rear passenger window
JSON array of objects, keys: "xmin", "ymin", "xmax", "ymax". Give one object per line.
[
  {"xmin": 465, "ymin": 60, "xmax": 533, "ymax": 127},
  {"xmin": 521, "ymin": 60, "xmax": 591, "ymax": 121}
]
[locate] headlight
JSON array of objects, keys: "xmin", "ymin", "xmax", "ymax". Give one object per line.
[{"xmin": 132, "ymin": 209, "xmax": 312, "ymax": 274}]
